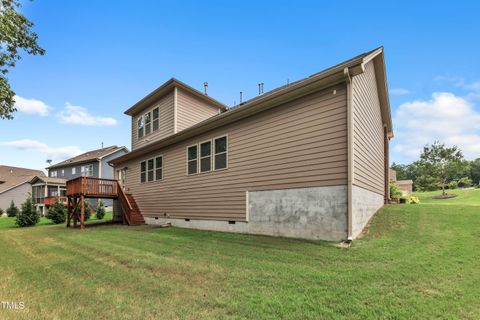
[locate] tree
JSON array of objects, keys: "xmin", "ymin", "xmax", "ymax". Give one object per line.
[
  {"xmin": 6, "ymin": 200, "xmax": 19, "ymax": 217},
  {"xmin": 0, "ymin": 0, "xmax": 45, "ymax": 119},
  {"xmin": 417, "ymin": 141, "xmax": 466, "ymax": 195},
  {"xmin": 15, "ymin": 196, "xmax": 39, "ymax": 227},
  {"xmin": 96, "ymin": 200, "xmax": 105, "ymax": 220},
  {"xmin": 458, "ymin": 177, "xmax": 473, "ymax": 188},
  {"xmin": 470, "ymin": 158, "xmax": 480, "ymax": 186},
  {"xmin": 46, "ymin": 200, "xmax": 66, "ymax": 224}
]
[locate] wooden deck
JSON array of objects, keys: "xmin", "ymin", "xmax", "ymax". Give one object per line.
[
  {"xmin": 44, "ymin": 196, "xmax": 68, "ymax": 206},
  {"xmin": 66, "ymin": 177, "xmax": 118, "ymax": 198},
  {"xmin": 65, "ymin": 176, "xmax": 144, "ymax": 229}
]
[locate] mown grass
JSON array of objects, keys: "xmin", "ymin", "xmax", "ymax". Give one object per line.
[
  {"xmin": 412, "ymin": 188, "xmax": 480, "ymax": 205},
  {"xmin": 0, "ymin": 193, "xmax": 479, "ymax": 319}
]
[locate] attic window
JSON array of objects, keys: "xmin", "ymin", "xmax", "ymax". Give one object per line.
[
  {"xmin": 138, "ymin": 116, "xmax": 145, "ymax": 139},
  {"xmin": 153, "ymin": 107, "xmax": 159, "ymax": 131},
  {"xmin": 145, "ymin": 112, "xmax": 151, "ymax": 135}
]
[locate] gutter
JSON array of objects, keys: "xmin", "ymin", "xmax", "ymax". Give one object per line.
[{"xmin": 343, "ymin": 67, "xmax": 354, "ymax": 241}]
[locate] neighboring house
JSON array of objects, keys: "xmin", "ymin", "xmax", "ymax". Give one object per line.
[
  {"xmin": 110, "ymin": 47, "xmax": 393, "ymax": 241},
  {"xmin": 389, "ymin": 169, "xmax": 413, "ymax": 195},
  {"xmin": 30, "ymin": 176, "xmax": 67, "ymax": 216},
  {"xmin": 46, "ymin": 146, "xmax": 129, "ymax": 207},
  {"xmin": 0, "ymin": 165, "xmax": 45, "ymax": 212}
]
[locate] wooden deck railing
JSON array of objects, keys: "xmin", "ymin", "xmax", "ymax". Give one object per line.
[
  {"xmin": 44, "ymin": 196, "xmax": 68, "ymax": 206},
  {"xmin": 66, "ymin": 177, "xmax": 118, "ymax": 198}
]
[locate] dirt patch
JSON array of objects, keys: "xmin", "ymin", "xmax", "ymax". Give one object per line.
[{"xmin": 432, "ymin": 194, "xmax": 458, "ymax": 199}]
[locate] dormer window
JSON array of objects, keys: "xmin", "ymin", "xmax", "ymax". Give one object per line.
[
  {"xmin": 153, "ymin": 107, "xmax": 159, "ymax": 131},
  {"xmin": 138, "ymin": 116, "xmax": 145, "ymax": 139},
  {"xmin": 145, "ymin": 112, "xmax": 151, "ymax": 135}
]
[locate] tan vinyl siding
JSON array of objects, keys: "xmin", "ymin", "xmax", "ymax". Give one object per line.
[
  {"xmin": 0, "ymin": 183, "xmax": 31, "ymax": 211},
  {"xmin": 120, "ymin": 84, "xmax": 348, "ymax": 221},
  {"xmin": 176, "ymin": 88, "xmax": 221, "ymax": 132},
  {"xmin": 131, "ymin": 92, "xmax": 174, "ymax": 150},
  {"xmin": 351, "ymin": 61, "xmax": 385, "ymax": 195}
]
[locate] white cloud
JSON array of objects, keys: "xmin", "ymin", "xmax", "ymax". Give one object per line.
[
  {"xmin": 390, "ymin": 88, "xmax": 410, "ymax": 96},
  {"xmin": 14, "ymin": 95, "xmax": 51, "ymax": 116},
  {"xmin": 1, "ymin": 139, "xmax": 84, "ymax": 160},
  {"xmin": 57, "ymin": 103, "xmax": 117, "ymax": 126},
  {"xmin": 393, "ymin": 92, "xmax": 480, "ymax": 161}
]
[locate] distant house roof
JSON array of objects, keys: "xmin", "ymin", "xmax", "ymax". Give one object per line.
[
  {"xmin": 0, "ymin": 165, "xmax": 46, "ymax": 194},
  {"xmin": 29, "ymin": 176, "xmax": 67, "ymax": 185},
  {"xmin": 47, "ymin": 146, "xmax": 129, "ymax": 170},
  {"xmin": 112, "ymin": 47, "xmax": 392, "ymax": 165}
]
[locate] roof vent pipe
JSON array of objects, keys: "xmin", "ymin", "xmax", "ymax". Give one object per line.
[
  {"xmin": 258, "ymin": 82, "xmax": 264, "ymax": 95},
  {"xmin": 203, "ymin": 82, "xmax": 208, "ymax": 95},
  {"xmin": 240, "ymin": 91, "xmax": 243, "ymax": 104}
]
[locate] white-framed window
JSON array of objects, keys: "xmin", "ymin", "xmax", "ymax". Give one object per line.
[
  {"xmin": 155, "ymin": 156, "xmax": 163, "ymax": 180},
  {"xmin": 145, "ymin": 111, "xmax": 151, "ymax": 135},
  {"xmin": 50, "ymin": 170, "xmax": 57, "ymax": 178},
  {"xmin": 199, "ymin": 140, "xmax": 212, "ymax": 173},
  {"xmin": 140, "ymin": 156, "xmax": 164, "ymax": 183},
  {"xmin": 187, "ymin": 145, "xmax": 198, "ymax": 175},
  {"xmin": 214, "ymin": 136, "xmax": 228, "ymax": 170},
  {"xmin": 72, "ymin": 167, "xmax": 76, "ymax": 175},
  {"xmin": 147, "ymin": 158, "xmax": 154, "ymax": 182},
  {"xmin": 137, "ymin": 116, "xmax": 145, "ymax": 139},
  {"xmin": 140, "ymin": 161, "xmax": 146, "ymax": 183},
  {"xmin": 81, "ymin": 164, "xmax": 93, "ymax": 177},
  {"xmin": 153, "ymin": 107, "xmax": 159, "ymax": 131},
  {"xmin": 61, "ymin": 169, "xmax": 65, "ymax": 177}
]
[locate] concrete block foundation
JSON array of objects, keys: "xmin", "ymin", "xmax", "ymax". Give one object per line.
[
  {"xmin": 351, "ymin": 185, "xmax": 384, "ymax": 238},
  {"xmin": 145, "ymin": 185, "xmax": 349, "ymax": 241}
]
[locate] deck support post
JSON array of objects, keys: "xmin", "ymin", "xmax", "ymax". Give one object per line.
[
  {"xmin": 67, "ymin": 197, "xmax": 71, "ymax": 227},
  {"xmin": 80, "ymin": 194, "xmax": 85, "ymax": 230},
  {"xmin": 73, "ymin": 196, "xmax": 78, "ymax": 227}
]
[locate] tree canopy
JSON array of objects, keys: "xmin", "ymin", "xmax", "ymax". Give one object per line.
[{"xmin": 0, "ymin": 0, "xmax": 45, "ymax": 119}]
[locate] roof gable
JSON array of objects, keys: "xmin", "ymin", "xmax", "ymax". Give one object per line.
[
  {"xmin": 124, "ymin": 78, "xmax": 228, "ymax": 116},
  {"xmin": 0, "ymin": 166, "xmax": 46, "ymax": 194}
]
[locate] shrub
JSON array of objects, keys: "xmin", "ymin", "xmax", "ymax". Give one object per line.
[
  {"xmin": 46, "ymin": 200, "xmax": 66, "ymax": 224},
  {"xmin": 390, "ymin": 182, "xmax": 403, "ymax": 199},
  {"xmin": 448, "ymin": 180, "xmax": 458, "ymax": 190},
  {"xmin": 0, "ymin": 208, "xmax": 4, "ymax": 216},
  {"xmin": 458, "ymin": 177, "xmax": 473, "ymax": 188},
  {"xmin": 96, "ymin": 200, "xmax": 105, "ymax": 220},
  {"xmin": 15, "ymin": 197, "xmax": 39, "ymax": 227},
  {"xmin": 74, "ymin": 204, "xmax": 91, "ymax": 221},
  {"xmin": 6, "ymin": 200, "xmax": 19, "ymax": 217}
]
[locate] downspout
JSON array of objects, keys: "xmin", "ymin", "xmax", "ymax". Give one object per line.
[{"xmin": 343, "ymin": 67, "xmax": 354, "ymax": 241}]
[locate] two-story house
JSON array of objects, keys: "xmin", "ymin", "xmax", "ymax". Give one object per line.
[
  {"xmin": 43, "ymin": 145, "xmax": 128, "ymax": 212},
  {"xmin": 110, "ymin": 47, "xmax": 393, "ymax": 241}
]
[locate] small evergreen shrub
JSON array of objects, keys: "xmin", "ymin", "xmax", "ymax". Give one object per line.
[
  {"xmin": 46, "ymin": 200, "xmax": 66, "ymax": 224},
  {"xmin": 16, "ymin": 197, "xmax": 39, "ymax": 227},
  {"xmin": 96, "ymin": 200, "xmax": 105, "ymax": 220},
  {"xmin": 84, "ymin": 205, "xmax": 91, "ymax": 221},
  {"xmin": 6, "ymin": 200, "xmax": 19, "ymax": 217}
]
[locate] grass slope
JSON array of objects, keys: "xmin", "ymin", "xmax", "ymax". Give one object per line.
[{"xmin": 0, "ymin": 193, "xmax": 479, "ymax": 319}]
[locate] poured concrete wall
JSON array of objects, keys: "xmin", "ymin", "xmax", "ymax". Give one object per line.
[
  {"xmin": 144, "ymin": 185, "xmax": 348, "ymax": 241},
  {"xmin": 351, "ymin": 185, "xmax": 384, "ymax": 238}
]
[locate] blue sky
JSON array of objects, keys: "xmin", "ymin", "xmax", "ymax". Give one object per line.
[{"xmin": 1, "ymin": 0, "xmax": 480, "ymax": 172}]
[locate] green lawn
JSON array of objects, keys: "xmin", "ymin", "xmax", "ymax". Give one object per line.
[
  {"xmin": 412, "ymin": 187, "xmax": 480, "ymax": 205},
  {"xmin": 0, "ymin": 194, "xmax": 479, "ymax": 319}
]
